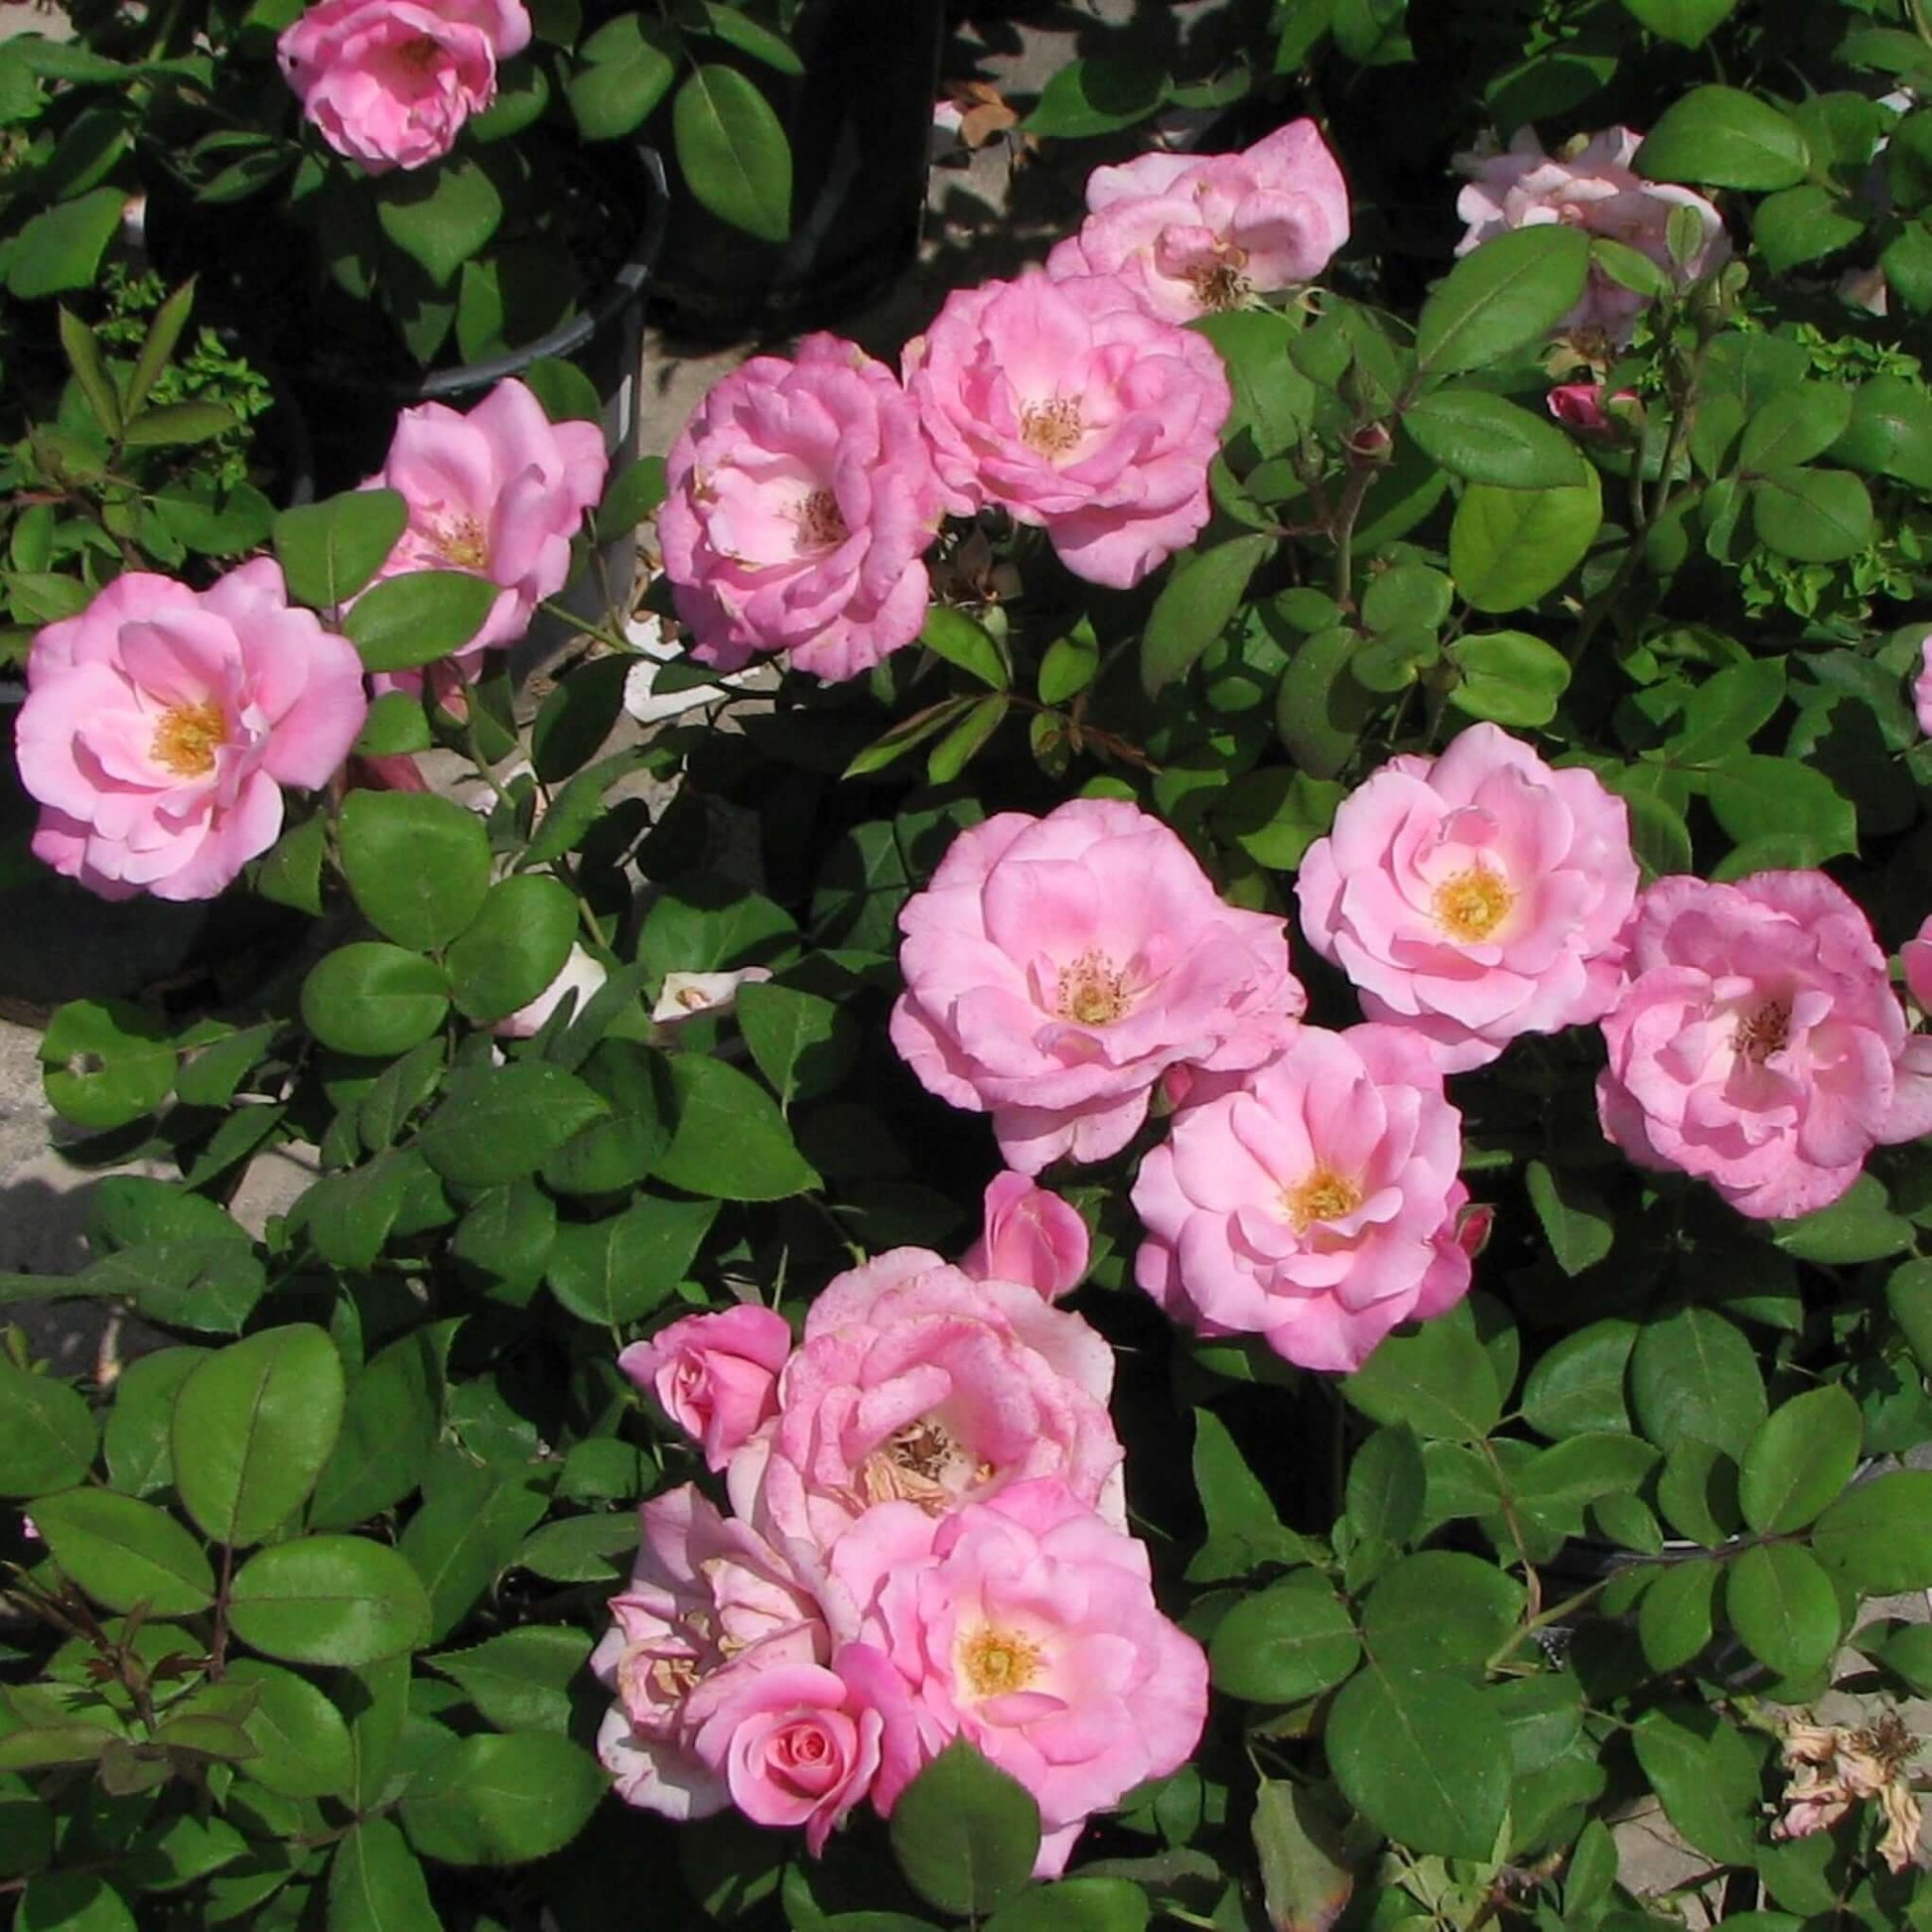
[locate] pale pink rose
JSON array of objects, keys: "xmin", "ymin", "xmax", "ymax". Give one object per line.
[
  {"xmin": 658, "ymin": 335, "xmax": 945, "ymax": 682},
  {"xmin": 277, "ymin": 0, "xmax": 530, "ymax": 175},
  {"xmin": 1132, "ymin": 1024, "xmax": 1471, "ymax": 1374},
  {"xmin": 727, "ymin": 1251, "xmax": 1123, "ymax": 1552},
  {"xmin": 18, "ymin": 562, "xmax": 366, "ymax": 902},
  {"xmin": 1915, "ymin": 630, "xmax": 1932, "ymax": 736},
  {"xmin": 1904, "ymin": 914, "xmax": 1932, "ymax": 1016},
  {"xmin": 826, "ymin": 1479, "xmax": 1208, "ymax": 1876},
  {"xmin": 361, "ymin": 376, "xmax": 607, "ymax": 678},
  {"xmin": 592, "ymin": 1485, "xmax": 828, "ymax": 1821},
  {"xmin": 961, "ymin": 1172, "xmax": 1089, "ymax": 1301},
  {"xmin": 649, "ymin": 966, "xmax": 773, "ymax": 1027},
  {"xmin": 620, "ymin": 1305, "xmax": 793, "ymax": 1472},
  {"xmin": 1045, "ymin": 119, "xmax": 1350, "ymax": 323},
  {"xmin": 493, "ymin": 943, "xmax": 608, "ymax": 1039},
  {"xmin": 1596, "ymin": 872, "xmax": 1932, "ymax": 1221},
  {"xmin": 891, "ymin": 798, "xmax": 1305, "ymax": 1172},
  {"xmin": 903, "ymin": 267, "xmax": 1231, "ymax": 589},
  {"xmin": 686, "ymin": 1643, "xmax": 917, "ymax": 1855},
  {"xmin": 1454, "ymin": 127, "xmax": 1729, "ymax": 347},
  {"xmin": 1297, "ymin": 723, "xmax": 1640, "ymax": 1072}
]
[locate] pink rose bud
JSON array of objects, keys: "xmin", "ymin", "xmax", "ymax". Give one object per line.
[
  {"xmin": 961, "ymin": 1172, "xmax": 1089, "ymax": 1301},
  {"xmin": 277, "ymin": 0, "xmax": 532, "ymax": 175},
  {"xmin": 1452, "ymin": 1201, "xmax": 1496, "ymax": 1260},
  {"xmin": 493, "ymin": 944, "xmax": 608, "ymax": 1040},
  {"xmin": 1548, "ymin": 382, "xmax": 1611, "ymax": 432},
  {"xmin": 16, "ymin": 561, "xmax": 367, "ymax": 902},
  {"xmin": 619, "ymin": 1305, "xmax": 793, "ymax": 1471}
]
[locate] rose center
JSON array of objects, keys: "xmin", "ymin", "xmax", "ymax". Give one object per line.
[
  {"xmin": 1433, "ymin": 864, "xmax": 1514, "ymax": 943},
  {"xmin": 1732, "ymin": 998, "xmax": 1791, "ymax": 1064},
  {"xmin": 1055, "ymin": 950, "xmax": 1130, "ymax": 1027},
  {"xmin": 395, "ymin": 34, "xmax": 443, "ymax": 72},
  {"xmin": 958, "ymin": 1623, "xmax": 1041, "ymax": 1700},
  {"xmin": 433, "ymin": 515, "xmax": 490, "ymax": 572},
  {"xmin": 1187, "ymin": 253, "xmax": 1253, "ymax": 312},
  {"xmin": 1020, "ymin": 396, "xmax": 1083, "ymax": 458},
  {"xmin": 860, "ymin": 1416, "xmax": 992, "ymax": 1513},
  {"xmin": 151, "ymin": 700, "xmax": 226, "ymax": 778},
  {"xmin": 1284, "ymin": 1167, "xmax": 1364, "ymax": 1232},
  {"xmin": 795, "ymin": 487, "xmax": 848, "ymax": 550}
]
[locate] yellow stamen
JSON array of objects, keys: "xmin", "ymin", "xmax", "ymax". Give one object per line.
[
  {"xmin": 1284, "ymin": 1168, "xmax": 1363, "ymax": 1232},
  {"xmin": 1054, "ymin": 950, "xmax": 1130, "ymax": 1028},
  {"xmin": 435, "ymin": 515, "xmax": 489, "ymax": 571},
  {"xmin": 151, "ymin": 701, "xmax": 225, "ymax": 778},
  {"xmin": 958, "ymin": 1624, "xmax": 1041, "ymax": 1699},
  {"xmin": 1433, "ymin": 865, "xmax": 1514, "ymax": 943},
  {"xmin": 1020, "ymin": 396, "xmax": 1083, "ymax": 458}
]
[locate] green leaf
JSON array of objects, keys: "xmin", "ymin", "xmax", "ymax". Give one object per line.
[
  {"xmin": 1737, "ymin": 385, "xmax": 1856, "ymax": 475},
  {"xmin": 922, "ymin": 606, "xmax": 1010, "ymax": 689},
  {"xmin": 172, "ymin": 1325, "xmax": 346, "ymax": 1548},
  {"xmin": 1185, "ymin": 1408, "xmax": 1314, "ymax": 1582},
  {"xmin": 59, "ymin": 307, "xmax": 119, "ymax": 439},
  {"xmin": 985, "ymin": 1878, "xmax": 1149, "ymax": 1932},
  {"xmin": 343, "ymin": 570, "xmax": 500, "ymax": 674},
  {"xmin": 338, "ymin": 792, "xmax": 492, "ymax": 953},
  {"xmin": 1751, "ymin": 184, "xmax": 1864, "ymax": 273},
  {"xmin": 1706, "ymin": 755, "xmax": 1856, "ymax": 866},
  {"xmin": 1621, "ymin": 0, "xmax": 1740, "ymax": 50},
  {"xmin": 0, "ymin": 1358, "xmax": 95, "ymax": 1496},
  {"xmin": 736, "ymin": 982, "xmax": 858, "ymax": 1107},
  {"xmin": 399, "ymin": 1731, "xmax": 607, "ymax": 1864},
  {"xmin": 41, "ymin": 999, "xmax": 174, "ymax": 1131},
  {"xmin": 545, "ymin": 1194, "xmax": 718, "ymax": 1324},
  {"xmin": 1748, "ymin": 469, "xmax": 1872, "ymax": 562},
  {"xmin": 1888, "ymin": 1257, "xmax": 1932, "ymax": 1375},
  {"xmin": 890, "ymin": 1739, "xmax": 1040, "ymax": 1920},
  {"xmin": 227, "ymin": 1536, "xmax": 433, "ymax": 1666},
  {"xmin": 1629, "ymin": 1706, "xmax": 1760, "ymax": 1863},
  {"xmin": 32, "ymin": 1487, "xmax": 214, "ymax": 1614},
  {"xmin": 1344, "ymin": 1319, "xmax": 1502, "ymax": 1442},
  {"xmin": 1414, "ymin": 225, "xmax": 1591, "ymax": 376},
  {"xmin": 673, "ymin": 65, "xmax": 791, "ymax": 242},
  {"xmin": 301, "ymin": 945, "xmax": 450, "ymax": 1058},
  {"xmin": 1141, "ymin": 535, "xmax": 1273, "ymax": 695},
  {"xmin": 1635, "ymin": 86, "xmax": 1811, "ymax": 191},
  {"xmin": 259, "ymin": 810, "xmax": 328, "ymax": 914},
  {"xmin": 1725, "ymin": 1543, "xmax": 1840, "ymax": 1682},
  {"xmin": 1326, "ymin": 1666, "xmax": 1509, "ymax": 1859},
  {"xmin": 376, "ymin": 159, "xmax": 503, "ymax": 286},
  {"xmin": 1403, "ymin": 388, "xmax": 1586, "ymax": 486},
  {"xmin": 329, "ymin": 1817, "xmax": 441, "ymax": 1932},
  {"xmin": 926, "ymin": 694, "xmax": 1008, "ymax": 783},
  {"xmin": 1636, "ymin": 1557, "xmax": 1721, "ymax": 1670},
  {"xmin": 1655, "ymin": 1438, "xmax": 1741, "ymax": 1546},
  {"xmin": 1665, "ymin": 654, "xmax": 1787, "ymax": 765},
  {"xmin": 226, "ymin": 1660, "xmax": 354, "ymax": 1800},
  {"xmin": 653, "ymin": 1054, "xmax": 820, "ymax": 1200},
  {"xmin": 1024, "ymin": 52, "xmax": 1166, "ymax": 136},
  {"xmin": 103, "ymin": 1347, "xmax": 204, "ymax": 1497},
  {"xmin": 1523, "ymin": 1160, "xmax": 1612, "ymax": 1276},
  {"xmin": 426, "ymin": 1625, "xmax": 592, "ymax": 1733},
  {"xmin": 1246, "ymin": 1781, "xmax": 1354, "ymax": 1932},
  {"xmin": 273, "ymin": 491, "xmax": 407, "ymax": 611},
  {"xmin": 530, "ymin": 656, "xmax": 630, "ymax": 784},
  {"xmin": 444, "ymin": 874, "xmax": 579, "ymax": 1024},
  {"xmin": 1629, "ymin": 1307, "xmax": 1766, "ymax": 1457},
  {"xmin": 1448, "ymin": 630, "xmax": 1574, "ymax": 727},
  {"xmin": 1830, "ymin": 372, "xmax": 1932, "ymax": 488},
  {"xmin": 5, "ymin": 187, "xmax": 127, "ymax": 300},
  {"xmin": 1449, "ymin": 470, "xmax": 1602, "ymax": 612},
  {"xmin": 1359, "ymin": 1552, "xmax": 1523, "ymax": 1676},
  {"xmin": 1345, "ymin": 1424, "xmax": 1427, "ymax": 1548},
  {"xmin": 1812, "ymin": 1470, "xmax": 1932, "ymax": 1592},
  {"xmin": 14, "ymin": 1874, "xmax": 137, "ymax": 1932},
  {"xmin": 1272, "ymin": 621, "xmax": 1375, "ymax": 780},
  {"xmin": 1038, "ymin": 624, "xmax": 1100, "ymax": 706},
  {"xmin": 1736, "ymin": 1384, "xmax": 1862, "ymax": 1535},
  {"xmin": 120, "ymin": 400, "xmax": 234, "ymax": 449},
  {"xmin": 697, "ymin": 0, "xmax": 803, "ymax": 73},
  {"xmin": 311, "ymin": 1333, "xmax": 441, "ymax": 1531},
  {"xmin": 419, "ymin": 1061, "xmax": 610, "ymax": 1189},
  {"xmin": 568, "ymin": 14, "xmax": 675, "ymax": 139},
  {"xmin": 398, "ymin": 1458, "xmax": 552, "ymax": 1641}
]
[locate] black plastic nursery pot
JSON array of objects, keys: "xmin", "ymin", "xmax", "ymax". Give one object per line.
[{"xmin": 647, "ymin": 0, "xmax": 946, "ymax": 341}]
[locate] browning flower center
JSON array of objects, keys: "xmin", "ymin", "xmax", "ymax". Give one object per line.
[
  {"xmin": 1732, "ymin": 999, "xmax": 1791, "ymax": 1064},
  {"xmin": 1020, "ymin": 396, "xmax": 1083, "ymax": 458},
  {"xmin": 1284, "ymin": 1167, "xmax": 1364, "ymax": 1232},
  {"xmin": 433, "ymin": 514, "xmax": 490, "ymax": 572},
  {"xmin": 1055, "ymin": 950, "xmax": 1131, "ymax": 1028},
  {"xmin": 860, "ymin": 1417, "xmax": 993, "ymax": 1513},
  {"xmin": 396, "ymin": 34, "xmax": 444, "ymax": 73},
  {"xmin": 1187, "ymin": 249, "xmax": 1254, "ymax": 312},
  {"xmin": 1433, "ymin": 864, "xmax": 1514, "ymax": 943},
  {"xmin": 796, "ymin": 487, "xmax": 848, "ymax": 550},
  {"xmin": 958, "ymin": 1624, "xmax": 1041, "ymax": 1700},
  {"xmin": 150, "ymin": 700, "xmax": 226, "ymax": 778}
]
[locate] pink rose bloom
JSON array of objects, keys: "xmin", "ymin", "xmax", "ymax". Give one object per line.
[
  {"xmin": 17, "ymin": 562, "xmax": 366, "ymax": 902},
  {"xmin": 620, "ymin": 1304, "xmax": 793, "ymax": 1472},
  {"xmin": 727, "ymin": 1249, "xmax": 1123, "ymax": 1552},
  {"xmin": 493, "ymin": 943, "xmax": 608, "ymax": 1039},
  {"xmin": 961, "ymin": 1172, "xmax": 1089, "ymax": 1301},
  {"xmin": 903, "ymin": 267, "xmax": 1231, "ymax": 589},
  {"xmin": 277, "ymin": 0, "xmax": 530, "ymax": 175},
  {"xmin": 593, "ymin": 1484, "xmax": 828, "ymax": 1821},
  {"xmin": 1297, "ymin": 723, "xmax": 1640, "ymax": 1072},
  {"xmin": 362, "ymin": 376, "xmax": 607, "ymax": 678},
  {"xmin": 827, "ymin": 1479, "xmax": 1208, "ymax": 1876},
  {"xmin": 657, "ymin": 335, "xmax": 944, "ymax": 682},
  {"xmin": 1132, "ymin": 1024, "xmax": 1471, "ymax": 1374},
  {"xmin": 891, "ymin": 797, "xmax": 1305, "ymax": 1172},
  {"xmin": 1045, "ymin": 120, "xmax": 1349, "ymax": 323},
  {"xmin": 1596, "ymin": 872, "xmax": 1932, "ymax": 1220},
  {"xmin": 1904, "ymin": 914, "xmax": 1932, "ymax": 1016},
  {"xmin": 1914, "ymin": 629, "xmax": 1932, "ymax": 736},
  {"xmin": 1454, "ymin": 127, "xmax": 1729, "ymax": 347}
]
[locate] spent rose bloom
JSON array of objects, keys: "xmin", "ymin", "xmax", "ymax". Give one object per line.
[
  {"xmin": 1596, "ymin": 871, "xmax": 1932, "ymax": 1220},
  {"xmin": 277, "ymin": 0, "xmax": 531, "ymax": 175},
  {"xmin": 1915, "ymin": 629, "xmax": 1932, "ymax": 736},
  {"xmin": 650, "ymin": 965, "xmax": 773, "ymax": 1028},
  {"xmin": 1454, "ymin": 127, "xmax": 1729, "ymax": 347},
  {"xmin": 1297, "ymin": 723, "xmax": 1640, "ymax": 1072},
  {"xmin": 1904, "ymin": 914, "xmax": 1932, "ymax": 1016},
  {"xmin": 593, "ymin": 1485, "xmax": 828, "ymax": 1821},
  {"xmin": 620, "ymin": 1305, "xmax": 793, "ymax": 1472},
  {"xmin": 1133, "ymin": 1024, "xmax": 1472, "ymax": 1373},
  {"xmin": 492, "ymin": 943, "xmax": 608, "ymax": 1039},
  {"xmin": 17, "ymin": 562, "xmax": 366, "ymax": 902},
  {"xmin": 961, "ymin": 1172, "xmax": 1089, "ymax": 1301},
  {"xmin": 827, "ymin": 1479, "xmax": 1209, "ymax": 1875},
  {"xmin": 658, "ymin": 335, "xmax": 945, "ymax": 682},
  {"xmin": 727, "ymin": 1249, "xmax": 1123, "ymax": 1552},
  {"xmin": 362, "ymin": 375, "xmax": 607, "ymax": 677},
  {"xmin": 1045, "ymin": 119, "xmax": 1350, "ymax": 323},
  {"xmin": 904, "ymin": 267, "xmax": 1231, "ymax": 588},
  {"xmin": 891, "ymin": 798, "xmax": 1305, "ymax": 1172}
]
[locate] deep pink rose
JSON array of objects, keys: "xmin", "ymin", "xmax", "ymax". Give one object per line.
[
  {"xmin": 961, "ymin": 1172, "xmax": 1089, "ymax": 1301},
  {"xmin": 1454, "ymin": 127, "xmax": 1728, "ymax": 347},
  {"xmin": 903, "ymin": 267, "xmax": 1231, "ymax": 589},
  {"xmin": 727, "ymin": 1249, "xmax": 1123, "ymax": 1552},
  {"xmin": 1297, "ymin": 723, "xmax": 1640, "ymax": 1072},
  {"xmin": 891, "ymin": 798, "xmax": 1305, "ymax": 1172},
  {"xmin": 827, "ymin": 1479, "xmax": 1208, "ymax": 1876},
  {"xmin": 1046, "ymin": 119, "xmax": 1349, "ymax": 322},
  {"xmin": 277, "ymin": 0, "xmax": 530, "ymax": 175},
  {"xmin": 593, "ymin": 1485, "xmax": 828, "ymax": 1821},
  {"xmin": 1132, "ymin": 1024, "xmax": 1471, "ymax": 1373},
  {"xmin": 17, "ymin": 562, "xmax": 366, "ymax": 902},
  {"xmin": 620, "ymin": 1305, "xmax": 793, "ymax": 1472},
  {"xmin": 658, "ymin": 335, "xmax": 944, "ymax": 681},
  {"xmin": 1905, "ymin": 914, "xmax": 1932, "ymax": 1016},
  {"xmin": 1915, "ymin": 629, "xmax": 1932, "ymax": 736},
  {"xmin": 493, "ymin": 943, "xmax": 608, "ymax": 1040},
  {"xmin": 361, "ymin": 375, "xmax": 607, "ymax": 677},
  {"xmin": 1596, "ymin": 872, "xmax": 1932, "ymax": 1220}
]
